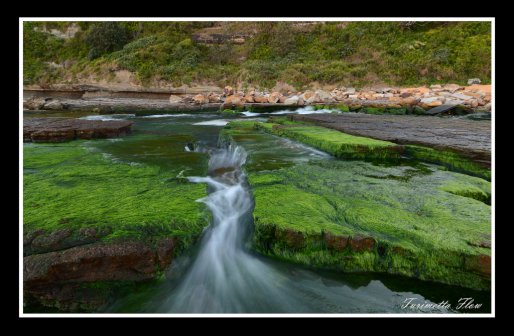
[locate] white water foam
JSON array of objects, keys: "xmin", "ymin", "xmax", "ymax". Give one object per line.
[
  {"xmin": 193, "ymin": 119, "xmax": 231, "ymax": 126},
  {"xmin": 79, "ymin": 114, "xmax": 135, "ymax": 121},
  {"xmin": 140, "ymin": 114, "xmax": 194, "ymax": 118}
]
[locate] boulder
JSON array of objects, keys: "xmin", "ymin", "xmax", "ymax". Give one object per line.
[
  {"xmin": 343, "ymin": 88, "xmax": 356, "ymax": 95},
  {"xmin": 467, "ymin": 78, "xmax": 481, "ymax": 85},
  {"xmin": 315, "ymin": 89, "xmax": 333, "ymax": 102},
  {"xmin": 430, "ymin": 84, "xmax": 442, "ymax": 89},
  {"xmin": 207, "ymin": 92, "xmax": 222, "ymax": 103},
  {"xmin": 193, "ymin": 94, "xmax": 208, "ymax": 105},
  {"xmin": 301, "ymin": 90, "xmax": 315, "ymax": 101},
  {"xmin": 278, "ymin": 95, "xmax": 288, "ymax": 103},
  {"xmin": 284, "ymin": 95, "xmax": 300, "ymax": 105},
  {"xmin": 450, "ymin": 92, "xmax": 474, "ymax": 101},
  {"xmin": 223, "ymin": 86, "xmax": 234, "ymax": 96},
  {"xmin": 443, "ymin": 84, "xmax": 462, "ymax": 92},
  {"xmin": 169, "ymin": 95, "xmax": 183, "ymax": 103},
  {"xmin": 43, "ymin": 100, "xmax": 64, "ymax": 110},
  {"xmin": 400, "ymin": 92, "xmax": 412, "ymax": 98},
  {"xmin": 224, "ymin": 95, "xmax": 243, "ymax": 107},
  {"xmin": 24, "ymin": 97, "xmax": 46, "ymax": 110},
  {"xmin": 254, "ymin": 96, "xmax": 269, "ymax": 104},
  {"xmin": 243, "ymin": 95, "xmax": 255, "ymax": 103},
  {"xmin": 268, "ymin": 92, "xmax": 281, "ymax": 104}
]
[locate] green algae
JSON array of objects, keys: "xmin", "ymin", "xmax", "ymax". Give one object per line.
[
  {"xmin": 255, "ymin": 122, "xmax": 403, "ymax": 160},
  {"xmin": 438, "ymin": 175, "xmax": 491, "ymax": 204},
  {"xmin": 231, "ymin": 120, "xmax": 491, "ymax": 180},
  {"xmin": 247, "ymin": 162, "xmax": 491, "ymax": 290},
  {"xmin": 23, "ymin": 141, "xmax": 209, "ymax": 245},
  {"xmin": 222, "ymin": 121, "xmax": 491, "ymax": 290},
  {"xmin": 405, "ymin": 145, "xmax": 491, "ymax": 180}
]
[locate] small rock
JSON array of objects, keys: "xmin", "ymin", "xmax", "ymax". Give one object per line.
[
  {"xmin": 467, "ymin": 78, "xmax": 481, "ymax": 85},
  {"xmin": 400, "ymin": 92, "xmax": 412, "ymax": 98},
  {"xmin": 343, "ymin": 88, "xmax": 356, "ymax": 95},
  {"xmin": 430, "ymin": 84, "xmax": 442, "ymax": 89}
]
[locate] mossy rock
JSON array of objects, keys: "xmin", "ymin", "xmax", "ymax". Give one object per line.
[
  {"xmin": 23, "ymin": 142, "xmax": 209, "ymax": 248},
  {"xmin": 223, "ymin": 121, "xmax": 491, "ymax": 290},
  {"xmin": 254, "ymin": 121, "xmax": 403, "ymax": 160}
]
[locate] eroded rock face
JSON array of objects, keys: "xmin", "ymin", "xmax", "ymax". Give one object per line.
[{"xmin": 24, "ymin": 118, "xmax": 133, "ymax": 143}]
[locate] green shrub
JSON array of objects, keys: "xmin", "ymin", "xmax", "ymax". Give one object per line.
[{"xmin": 85, "ymin": 22, "xmax": 132, "ymax": 59}]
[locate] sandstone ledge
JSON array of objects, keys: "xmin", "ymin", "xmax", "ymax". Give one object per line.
[{"xmin": 24, "ymin": 117, "xmax": 133, "ymax": 142}]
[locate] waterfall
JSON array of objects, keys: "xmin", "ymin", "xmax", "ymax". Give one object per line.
[{"xmin": 159, "ymin": 145, "xmax": 298, "ymax": 312}]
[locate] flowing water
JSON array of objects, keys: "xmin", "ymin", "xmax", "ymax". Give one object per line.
[{"xmin": 25, "ymin": 110, "xmax": 491, "ymax": 314}]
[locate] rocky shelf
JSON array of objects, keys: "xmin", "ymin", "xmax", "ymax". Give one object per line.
[
  {"xmin": 291, "ymin": 113, "xmax": 491, "ymax": 166},
  {"xmin": 23, "ymin": 117, "xmax": 133, "ymax": 142}
]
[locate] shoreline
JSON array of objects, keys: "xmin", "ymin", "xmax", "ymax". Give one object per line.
[{"xmin": 23, "ymin": 84, "xmax": 492, "ymax": 115}]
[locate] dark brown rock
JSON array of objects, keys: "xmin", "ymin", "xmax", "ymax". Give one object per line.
[
  {"xmin": 24, "ymin": 242, "xmax": 158, "ymax": 288},
  {"xmin": 23, "ymin": 117, "xmax": 133, "ymax": 143},
  {"xmin": 349, "ymin": 235, "xmax": 375, "ymax": 252},
  {"xmin": 156, "ymin": 238, "xmax": 176, "ymax": 269}
]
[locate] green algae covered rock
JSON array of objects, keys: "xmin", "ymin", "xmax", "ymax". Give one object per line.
[
  {"xmin": 223, "ymin": 120, "xmax": 492, "ymax": 290},
  {"xmin": 23, "ymin": 141, "xmax": 210, "ymax": 250},
  {"xmin": 255, "ymin": 121, "xmax": 404, "ymax": 160},
  {"xmin": 405, "ymin": 145, "xmax": 490, "ymax": 180}
]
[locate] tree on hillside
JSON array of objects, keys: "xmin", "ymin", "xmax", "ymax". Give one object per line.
[{"xmin": 85, "ymin": 22, "xmax": 131, "ymax": 59}]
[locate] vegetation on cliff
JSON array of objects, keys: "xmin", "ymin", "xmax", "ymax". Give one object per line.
[{"xmin": 23, "ymin": 21, "xmax": 491, "ymax": 89}]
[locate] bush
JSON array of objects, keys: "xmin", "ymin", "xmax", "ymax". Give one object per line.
[{"xmin": 85, "ymin": 22, "xmax": 132, "ymax": 59}]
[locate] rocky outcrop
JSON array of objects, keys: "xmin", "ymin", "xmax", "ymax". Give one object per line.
[
  {"xmin": 24, "ymin": 118, "xmax": 133, "ymax": 142},
  {"xmin": 24, "ymin": 239, "xmax": 177, "ymax": 312}
]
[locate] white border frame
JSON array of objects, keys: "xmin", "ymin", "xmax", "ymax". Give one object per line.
[{"xmin": 19, "ymin": 17, "xmax": 495, "ymax": 318}]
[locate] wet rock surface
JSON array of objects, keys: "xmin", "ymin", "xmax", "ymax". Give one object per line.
[
  {"xmin": 292, "ymin": 113, "xmax": 491, "ymax": 165},
  {"xmin": 23, "ymin": 117, "xmax": 133, "ymax": 142},
  {"xmin": 23, "ymin": 239, "xmax": 177, "ymax": 312}
]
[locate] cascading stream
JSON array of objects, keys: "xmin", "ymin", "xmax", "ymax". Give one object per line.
[{"xmin": 157, "ymin": 145, "xmax": 307, "ymax": 313}]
